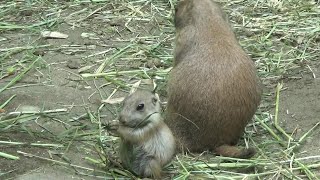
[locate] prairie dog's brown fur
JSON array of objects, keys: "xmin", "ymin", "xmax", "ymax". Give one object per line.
[
  {"xmin": 115, "ymin": 90, "xmax": 175, "ymax": 179},
  {"xmin": 166, "ymin": 0, "xmax": 262, "ymax": 158}
]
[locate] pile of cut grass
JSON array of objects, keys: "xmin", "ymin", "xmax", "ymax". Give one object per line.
[{"xmin": 0, "ymin": 0, "xmax": 319, "ymax": 179}]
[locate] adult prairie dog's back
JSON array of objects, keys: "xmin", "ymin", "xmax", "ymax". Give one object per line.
[
  {"xmin": 166, "ymin": 0, "xmax": 262, "ymax": 158},
  {"xmin": 174, "ymin": 0, "xmax": 235, "ymax": 66}
]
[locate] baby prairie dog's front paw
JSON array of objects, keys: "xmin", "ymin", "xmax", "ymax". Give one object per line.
[
  {"xmin": 105, "ymin": 120, "xmax": 120, "ymax": 136},
  {"xmin": 108, "ymin": 120, "xmax": 120, "ymax": 130}
]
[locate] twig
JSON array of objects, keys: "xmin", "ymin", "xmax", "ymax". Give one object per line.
[
  {"xmin": 274, "ymin": 83, "xmax": 293, "ymax": 141},
  {"xmin": 0, "ymin": 151, "xmax": 20, "ymax": 160},
  {"xmin": 8, "ymin": 108, "xmax": 68, "ymax": 116},
  {"xmin": 0, "ymin": 94, "xmax": 16, "ymax": 109},
  {"xmin": 17, "ymin": 151, "xmax": 105, "ymax": 173},
  {"xmin": 0, "ymin": 57, "xmax": 41, "ymax": 93}
]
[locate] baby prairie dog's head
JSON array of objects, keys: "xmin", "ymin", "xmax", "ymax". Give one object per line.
[{"xmin": 119, "ymin": 89, "xmax": 162, "ymax": 129}]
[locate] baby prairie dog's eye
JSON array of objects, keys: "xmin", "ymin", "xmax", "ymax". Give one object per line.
[{"xmin": 136, "ymin": 103, "xmax": 144, "ymax": 111}]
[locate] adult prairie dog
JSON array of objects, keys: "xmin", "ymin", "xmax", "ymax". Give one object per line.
[
  {"xmin": 113, "ymin": 89, "xmax": 175, "ymax": 179},
  {"xmin": 166, "ymin": 0, "xmax": 262, "ymax": 158}
]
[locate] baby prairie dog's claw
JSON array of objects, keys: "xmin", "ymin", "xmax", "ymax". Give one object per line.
[{"xmin": 106, "ymin": 120, "xmax": 120, "ymax": 132}]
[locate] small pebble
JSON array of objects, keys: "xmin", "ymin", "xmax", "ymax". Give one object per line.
[
  {"xmin": 67, "ymin": 59, "xmax": 81, "ymax": 69},
  {"xmin": 146, "ymin": 59, "xmax": 162, "ymax": 68},
  {"xmin": 20, "ymin": 10, "xmax": 33, "ymax": 16},
  {"xmin": 108, "ymin": 18, "xmax": 124, "ymax": 26},
  {"xmin": 33, "ymin": 50, "xmax": 46, "ymax": 56}
]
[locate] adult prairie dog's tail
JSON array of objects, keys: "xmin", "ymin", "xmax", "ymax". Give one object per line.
[{"xmin": 215, "ymin": 145, "xmax": 256, "ymax": 159}]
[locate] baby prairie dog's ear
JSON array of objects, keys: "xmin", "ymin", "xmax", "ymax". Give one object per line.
[
  {"xmin": 151, "ymin": 85, "xmax": 160, "ymax": 105},
  {"xmin": 152, "ymin": 96, "xmax": 158, "ymax": 106}
]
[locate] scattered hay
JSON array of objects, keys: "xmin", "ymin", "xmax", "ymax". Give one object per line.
[{"xmin": 0, "ymin": 0, "xmax": 319, "ymax": 179}]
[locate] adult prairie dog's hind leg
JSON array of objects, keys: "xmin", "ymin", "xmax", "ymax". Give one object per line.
[
  {"xmin": 215, "ymin": 145, "xmax": 256, "ymax": 159},
  {"xmin": 132, "ymin": 151, "xmax": 161, "ymax": 179}
]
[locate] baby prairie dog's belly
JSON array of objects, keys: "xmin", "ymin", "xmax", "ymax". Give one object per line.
[{"xmin": 143, "ymin": 124, "xmax": 175, "ymax": 166}]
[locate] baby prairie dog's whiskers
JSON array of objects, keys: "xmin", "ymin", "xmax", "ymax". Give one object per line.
[{"xmin": 133, "ymin": 111, "xmax": 160, "ymax": 129}]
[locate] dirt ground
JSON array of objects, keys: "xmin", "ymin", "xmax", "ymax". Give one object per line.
[
  {"xmin": 279, "ymin": 63, "xmax": 320, "ymax": 157},
  {"xmin": 3, "ymin": 64, "xmax": 320, "ymax": 179},
  {"xmin": 1, "ymin": 1, "xmax": 169, "ymax": 179},
  {"xmin": 0, "ymin": 31, "xmax": 112, "ymax": 179},
  {"xmin": 0, "ymin": 1, "xmax": 320, "ymax": 179}
]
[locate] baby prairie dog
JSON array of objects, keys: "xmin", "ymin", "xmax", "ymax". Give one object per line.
[
  {"xmin": 113, "ymin": 89, "xmax": 175, "ymax": 179},
  {"xmin": 166, "ymin": 0, "xmax": 262, "ymax": 158}
]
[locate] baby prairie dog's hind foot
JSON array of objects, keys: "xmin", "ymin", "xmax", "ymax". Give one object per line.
[
  {"xmin": 143, "ymin": 157, "xmax": 161, "ymax": 179},
  {"xmin": 133, "ymin": 155, "xmax": 161, "ymax": 179},
  {"xmin": 215, "ymin": 145, "xmax": 256, "ymax": 159}
]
